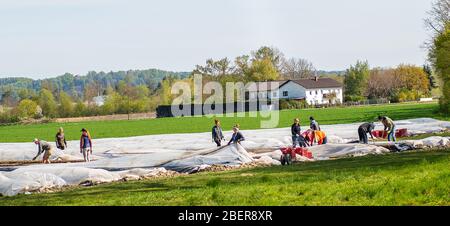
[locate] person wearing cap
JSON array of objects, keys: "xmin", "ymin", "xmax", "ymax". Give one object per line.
[
  {"xmin": 80, "ymin": 128, "xmax": 93, "ymax": 162},
  {"xmin": 32, "ymin": 138, "xmax": 53, "ymax": 164},
  {"xmin": 227, "ymin": 124, "xmax": 245, "ymax": 145},
  {"xmin": 55, "ymin": 127, "xmax": 67, "ymax": 151},
  {"xmin": 309, "ymin": 116, "xmax": 321, "ymax": 131}
]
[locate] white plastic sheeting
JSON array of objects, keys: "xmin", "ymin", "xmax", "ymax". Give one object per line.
[
  {"xmin": 163, "ymin": 143, "xmax": 254, "ymax": 173},
  {"xmin": 0, "ymin": 144, "xmax": 253, "ymax": 196},
  {"xmin": 0, "ymin": 166, "xmax": 170, "ymax": 196},
  {"xmin": 1, "ymin": 118, "xmax": 449, "ymax": 163},
  {"xmin": 0, "ymin": 118, "xmax": 449, "ymax": 196}
]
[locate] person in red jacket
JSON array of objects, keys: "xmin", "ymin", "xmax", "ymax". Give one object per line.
[{"xmin": 80, "ymin": 128, "xmax": 93, "ymax": 162}]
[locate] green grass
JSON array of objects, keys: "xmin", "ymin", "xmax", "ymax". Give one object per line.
[
  {"xmin": 1, "ymin": 149, "xmax": 449, "ymax": 206},
  {"xmin": 0, "ymin": 102, "xmax": 445, "ymax": 143}
]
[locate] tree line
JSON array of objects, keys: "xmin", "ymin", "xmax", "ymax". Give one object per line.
[
  {"xmin": 0, "ymin": 69, "xmax": 188, "ymax": 123},
  {"xmin": 344, "ymin": 61, "xmax": 435, "ymax": 102}
]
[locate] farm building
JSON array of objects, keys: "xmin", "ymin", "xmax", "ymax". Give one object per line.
[{"xmin": 245, "ymin": 77, "xmax": 343, "ymax": 105}]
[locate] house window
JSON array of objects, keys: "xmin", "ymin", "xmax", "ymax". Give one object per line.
[
  {"xmin": 310, "ymin": 91, "xmax": 312, "ymax": 95},
  {"xmin": 283, "ymin": 91, "xmax": 288, "ymax": 97},
  {"xmin": 315, "ymin": 90, "xmax": 318, "ymax": 95}
]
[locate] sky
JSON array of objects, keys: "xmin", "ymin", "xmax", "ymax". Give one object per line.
[{"xmin": 0, "ymin": 0, "xmax": 434, "ymax": 79}]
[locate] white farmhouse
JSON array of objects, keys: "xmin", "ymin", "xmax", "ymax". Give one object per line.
[{"xmin": 246, "ymin": 77, "xmax": 343, "ymax": 105}]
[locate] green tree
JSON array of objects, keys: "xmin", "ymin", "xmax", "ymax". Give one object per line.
[
  {"xmin": 394, "ymin": 64, "xmax": 431, "ymax": 97},
  {"xmin": 344, "ymin": 60, "xmax": 370, "ymax": 101},
  {"xmin": 430, "ymin": 23, "xmax": 450, "ymax": 113},
  {"xmin": 38, "ymin": 89, "xmax": 57, "ymax": 117},
  {"xmin": 251, "ymin": 46, "xmax": 284, "ymax": 70},
  {"xmin": 58, "ymin": 91, "xmax": 74, "ymax": 117},
  {"xmin": 16, "ymin": 99, "xmax": 38, "ymax": 119},
  {"xmin": 246, "ymin": 58, "xmax": 280, "ymax": 82},
  {"xmin": 102, "ymin": 92, "xmax": 122, "ymax": 115},
  {"xmin": 423, "ymin": 64, "xmax": 438, "ymax": 91},
  {"xmin": 73, "ymin": 100, "xmax": 87, "ymax": 117}
]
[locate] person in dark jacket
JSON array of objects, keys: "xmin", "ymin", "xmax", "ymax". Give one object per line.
[
  {"xmin": 309, "ymin": 116, "xmax": 321, "ymax": 131},
  {"xmin": 358, "ymin": 122, "xmax": 376, "ymax": 144},
  {"xmin": 291, "ymin": 118, "xmax": 301, "ymax": 147},
  {"xmin": 32, "ymin": 138, "xmax": 53, "ymax": 164},
  {"xmin": 80, "ymin": 128, "xmax": 93, "ymax": 162},
  {"xmin": 55, "ymin": 127, "xmax": 67, "ymax": 150},
  {"xmin": 212, "ymin": 119, "xmax": 225, "ymax": 147},
  {"xmin": 228, "ymin": 124, "xmax": 245, "ymax": 145}
]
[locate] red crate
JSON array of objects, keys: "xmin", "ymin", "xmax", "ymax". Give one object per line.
[
  {"xmin": 395, "ymin": 128, "xmax": 408, "ymax": 138},
  {"xmin": 372, "ymin": 130, "xmax": 387, "ymax": 139}
]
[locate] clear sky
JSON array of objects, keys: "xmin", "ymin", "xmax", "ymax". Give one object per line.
[{"xmin": 0, "ymin": 0, "xmax": 433, "ymax": 79}]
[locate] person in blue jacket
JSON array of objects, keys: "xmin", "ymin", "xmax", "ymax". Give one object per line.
[{"xmin": 228, "ymin": 124, "xmax": 245, "ymax": 145}]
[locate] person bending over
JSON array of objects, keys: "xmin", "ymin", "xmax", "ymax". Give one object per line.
[
  {"xmin": 32, "ymin": 138, "xmax": 53, "ymax": 164},
  {"xmin": 358, "ymin": 122, "xmax": 375, "ymax": 144},
  {"xmin": 378, "ymin": 116, "xmax": 396, "ymax": 142}
]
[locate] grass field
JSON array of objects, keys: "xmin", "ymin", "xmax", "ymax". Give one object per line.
[
  {"xmin": 0, "ymin": 102, "xmax": 445, "ymax": 143},
  {"xmin": 1, "ymin": 149, "xmax": 449, "ymax": 206}
]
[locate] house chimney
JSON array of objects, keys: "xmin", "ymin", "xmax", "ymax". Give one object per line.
[{"xmin": 314, "ymin": 76, "xmax": 318, "ymax": 82}]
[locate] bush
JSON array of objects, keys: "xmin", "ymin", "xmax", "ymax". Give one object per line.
[
  {"xmin": 0, "ymin": 110, "xmax": 20, "ymax": 124},
  {"xmin": 16, "ymin": 99, "xmax": 38, "ymax": 119},
  {"xmin": 280, "ymin": 99, "xmax": 308, "ymax": 110},
  {"xmin": 345, "ymin": 95, "xmax": 365, "ymax": 102}
]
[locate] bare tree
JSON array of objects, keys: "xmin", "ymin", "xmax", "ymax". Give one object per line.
[
  {"xmin": 424, "ymin": 0, "xmax": 450, "ymax": 49},
  {"xmin": 194, "ymin": 58, "xmax": 235, "ymax": 76},
  {"xmin": 366, "ymin": 68, "xmax": 402, "ymax": 99},
  {"xmin": 281, "ymin": 58, "xmax": 317, "ymax": 79},
  {"xmin": 425, "ymin": 0, "xmax": 450, "ymax": 35}
]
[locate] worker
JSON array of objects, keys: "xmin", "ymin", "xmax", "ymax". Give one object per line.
[
  {"xmin": 291, "ymin": 118, "xmax": 301, "ymax": 147},
  {"xmin": 358, "ymin": 122, "xmax": 376, "ymax": 144},
  {"xmin": 314, "ymin": 130, "xmax": 327, "ymax": 145},
  {"xmin": 309, "ymin": 116, "xmax": 321, "ymax": 131},
  {"xmin": 32, "ymin": 138, "xmax": 53, "ymax": 164},
  {"xmin": 80, "ymin": 128, "xmax": 93, "ymax": 162},
  {"xmin": 55, "ymin": 127, "xmax": 67, "ymax": 151},
  {"xmin": 305, "ymin": 129, "xmax": 327, "ymax": 146},
  {"xmin": 228, "ymin": 124, "xmax": 245, "ymax": 145},
  {"xmin": 212, "ymin": 119, "xmax": 225, "ymax": 147},
  {"xmin": 378, "ymin": 116, "xmax": 396, "ymax": 142}
]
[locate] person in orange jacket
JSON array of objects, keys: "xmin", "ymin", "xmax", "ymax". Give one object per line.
[{"xmin": 305, "ymin": 129, "xmax": 328, "ymax": 146}]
